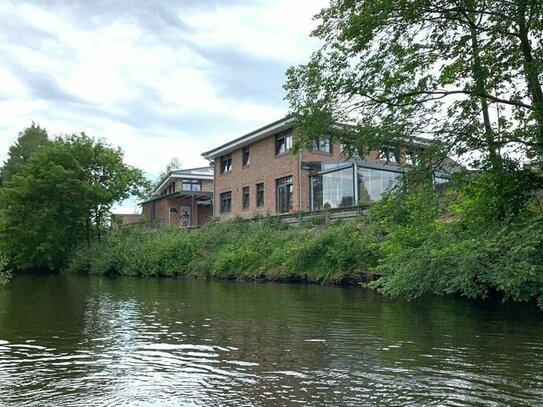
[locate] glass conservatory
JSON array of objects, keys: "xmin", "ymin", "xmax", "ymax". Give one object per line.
[{"xmin": 309, "ymin": 162, "xmax": 404, "ymax": 211}]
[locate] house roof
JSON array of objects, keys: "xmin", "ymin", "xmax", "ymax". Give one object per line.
[
  {"xmin": 140, "ymin": 190, "xmax": 213, "ymax": 205},
  {"xmin": 154, "ymin": 166, "xmax": 214, "ymax": 194},
  {"xmin": 201, "ymin": 115, "xmax": 294, "ymax": 160}
]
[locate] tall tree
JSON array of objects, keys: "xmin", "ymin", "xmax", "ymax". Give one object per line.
[
  {"xmin": 0, "ymin": 133, "xmax": 150, "ymax": 270},
  {"xmin": 155, "ymin": 157, "xmax": 182, "ymax": 189},
  {"xmin": 284, "ymin": 0, "xmax": 543, "ymax": 169},
  {"xmin": 0, "ymin": 123, "xmax": 50, "ymax": 186}
]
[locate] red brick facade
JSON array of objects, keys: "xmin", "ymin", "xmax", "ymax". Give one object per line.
[
  {"xmin": 210, "ymin": 127, "xmax": 376, "ymax": 220},
  {"xmin": 141, "ymin": 169, "xmax": 214, "ymax": 227}
]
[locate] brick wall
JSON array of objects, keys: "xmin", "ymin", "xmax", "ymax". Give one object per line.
[
  {"xmin": 213, "ymin": 129, "xmax": 348, "ymax": 220},
  {"xmin": 141, "ymin": 195, "xmax": 212, "ymax": 227}
]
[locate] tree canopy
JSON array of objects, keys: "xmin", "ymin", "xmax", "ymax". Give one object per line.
[
  {"xmin": 155, "ymin": 157, "xmax": 182, "ymax": 190},
  {"xmin": 284, "ymin": 0, "xmax": 543, "ymax": 170},
  {"xmin": 0, "ymin": 132, "xmax": 150, "ymax": 270},
  {"xmin": 0, "ymin": 123, "xmax": 50, "ymax": 186}
]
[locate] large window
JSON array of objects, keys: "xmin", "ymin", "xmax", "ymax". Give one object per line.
[
  {"xmin": 276, "ymin": 176, "xmax": 293, "ymax": 213},
  {"xmin": 242, "ymin": 186, "xmax": 250, "ymax": 210},
  {"xmin": 310, "ymin": 164, "xmax": 402, "ymax": 210},
  {"xmin": 220, "ymin": 191, "xmax": 232, "ymax": 213},
  {"xmin": 275, "ymin": 129, "xmax": 292, "ymax": 155},
  {"xmin": 256, "ymin": 183, "xmax": 264, "ymax": 207},
  {"xmin": 242, "ymin": 146, "xmax": 250, "ymax": 167},
  {"xmin": 310, "ymin": 136, "xmax": 331, "ymax": 153},
  {"xmin": 182, "ymin": 179, "xmax": 201, "ymax": 191},
  {"xmin": 311, "ymin": 166, "xmax": 354, "ymax": 210},
  {"xmin": 220, "ymin": 153, "xmax": 232, "ymax": 174},
  {"xmin": 358, "ymin": 167, "xmax": 401, "ymax": 201}
]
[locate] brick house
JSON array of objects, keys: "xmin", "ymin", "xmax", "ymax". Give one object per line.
[
  {"xmin": 141, "ymin": 166, "xmax": 214, "ymax": 227},
  {"xmin": 201, "ymin": 116, "xmax": 454, "ymax": 220}
]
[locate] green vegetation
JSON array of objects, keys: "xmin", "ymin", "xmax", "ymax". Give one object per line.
[
  {"xmin": 0, "ymin": 129, "xmax": 150, "ymax": 271},
  {"xmin": 0, "ymin": 250, "xmax": 10, "ymax": 286},
  {"xmin": 278, "ymin": 0, "xmax": 543, "ymax": 307},
  {"xmin": 0, "ymin": 123, "xmax": 50, "ymax": 187},
  {"xmin": 68, "ymin": 163, "xmax": 543, "ymax": 307},
  {"xmin": 369, "ymin": 167, "xmax": 543, "ymax": 306},
  {"xmin": 284, "ymin": 0, "xmax": 543, "ymax": 167},
  {"xmin": 67, "ymin": 217, "xmax": 379, "ymax": 284}
]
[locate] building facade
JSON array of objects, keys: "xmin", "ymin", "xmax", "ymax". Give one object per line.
[
  {"xmin": 202, "ymin": 117, "xmax": 447, "ymax": 220},
  {"xmin": 141, "ymin": 166, "xmax": 214, "ymax": 227}
]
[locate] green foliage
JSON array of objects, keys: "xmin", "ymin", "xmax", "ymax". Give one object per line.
[
  {"xmin": 0, "ymin": 132, "xmax": 150, "ymax": 270},
  {"xmin": 450, "ymin": 163, "xmax": 543, "ymax": 224},
  {"xmin": 0, "ymin": 250, "xmax": 11, "ymax": 286},
  {"xmin": 285, "ymin": 0, "xmax": 543, "ymax": 169},
  {"xmin": 368, "ymin": 169, "xmax": 543, "ymax": 307},
  {"xmin": 155, "ymin": 157, "xmax": 182, "ymax": 189},
  {"xmin": 0, "ymin": 123, "xmax": 50, "ymax": 187},
  {"xmin": 67, "ymin": 219, "xmax": 378, "ymax": 284},
  {"xmin": 281, "ymin": 222, "xmax": 379, "ymax": 281},
  {"xmin": 68, "ymin": 172, "xmax": 543, "ymax": 307}
]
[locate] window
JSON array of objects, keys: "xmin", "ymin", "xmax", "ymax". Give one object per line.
[
  {"xmin": 220, "ymin": 153, "xmax": 232, "ymax": 173},
  {"xmin": 220, "ymin": 191, "xmax": 232, "ymax": 213},
  {"xmin": 182, "ymin": 179, "xmax": 201, "ymax": 191},
  {"xmin": 276, "ymin": 176, "xmax": 293, "ymax": 213},
  {"xmin": 242, "ymin": 186, "xmax": 250, "ymax": 210},
  {"xmin": 163, "ymin": 182, "xmax": 176, "ymax": 196},
  {"xmin": 256, "ymin": 183, "xmax": 264, "ymax": 207},
  {"xmin": 275, "ymin": 129, "xmax": 292, "ymax": 155},
  {"xmin": 242, "ymin": 146, "xmax": 250, "ymax": 167},
  {"xmin": 378, "ymin": 147, "xmax": 398, "ymax": 163},
  {"xmin": 358, "ymin": 167, "xmax": 402, "ymax": 202},
  {"xmin": 311, "ymin": 167, "xmax": 354, "ymax": 210},
  {"xmin": 310, "ymin": 136, "xmax": 331, "ymax": 153}
]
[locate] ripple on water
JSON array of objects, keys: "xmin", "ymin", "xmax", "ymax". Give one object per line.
[{"xmin": 2, "ymin": 276, "xmax": 543, "ymax": 406}]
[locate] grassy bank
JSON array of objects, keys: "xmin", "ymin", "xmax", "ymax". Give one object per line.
[
  {"xmin": 67, "ymin": 217, "xmax": 380, "ymax": 284},
  {"xmin": 67, "ymin": 168, "xmax": 543, "ymax": 307}
]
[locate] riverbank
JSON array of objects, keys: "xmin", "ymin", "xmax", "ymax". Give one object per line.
[
  {"xmin": 66, "ymin": 178, "xmax": 543, "ymax": 308},
  {"xmin": 67, "ymin": 217, "xmax": 380, "ymax": 285}
]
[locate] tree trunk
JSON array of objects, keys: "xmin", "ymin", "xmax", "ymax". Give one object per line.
[
  {"xmin": 517, "ymin": 0, "xmax": 543, "ymax": 155},
  {"xmin": 85, "ymin": 216, "xmax": 91, "ymax": 249},
  {"xmin": 469, "ymin": 22, "xmax": 503, "ymax": 171}
]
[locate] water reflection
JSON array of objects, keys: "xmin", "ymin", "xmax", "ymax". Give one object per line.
[{"xmin": 1, "ymin": 275, "xmax": 543, "ymax": 406}]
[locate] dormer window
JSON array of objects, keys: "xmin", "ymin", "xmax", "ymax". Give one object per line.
[
  {"xmin": 275, "ymin": 129, "xmax": 292, "ymax": 155},
  {"xmin": 220, "ymin": 153, "xmax": 232, "ymax": 174}
]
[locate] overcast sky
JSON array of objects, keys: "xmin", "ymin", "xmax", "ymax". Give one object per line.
[{"xmin": 0, "ymin": 0, "xmax": 328, "ymax": 180}]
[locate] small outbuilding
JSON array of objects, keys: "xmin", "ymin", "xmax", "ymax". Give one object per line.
[{"xmin": 141, "ymin": 166, "xmax": 214, "ymax": 227}]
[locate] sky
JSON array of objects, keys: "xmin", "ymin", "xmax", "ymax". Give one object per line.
[{"xmin": 0, "ymin": 0, "xmax": 328, "ymax": 187}]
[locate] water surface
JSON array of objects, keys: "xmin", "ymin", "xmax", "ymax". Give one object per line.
[{"xmin": 1, "ymin": 275, "xmax": 542, "ymax": 406}]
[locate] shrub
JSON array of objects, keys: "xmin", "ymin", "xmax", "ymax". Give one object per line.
[{"xmin": 0, "ymin": 250, "xmax": 11, "ymax": 286}]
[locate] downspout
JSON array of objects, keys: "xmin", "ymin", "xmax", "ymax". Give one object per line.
[
  {"xmin": 204, "ymin": 157, "xmax": 216, "ymax": 220},
  {"xmin": 297, "ymin": 151, "xmax": 302, "ymax": 211}
]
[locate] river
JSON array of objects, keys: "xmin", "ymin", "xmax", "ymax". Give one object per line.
[{"xmin": 1, "ymin": 275, "xmax": 543, "ymax": 406}]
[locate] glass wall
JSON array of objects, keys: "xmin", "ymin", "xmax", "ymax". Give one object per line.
[
  {"xmin": 358, "ymin": 167, "xmax": 401, "ymax": 202},
  {"xmin": 311, "ymin": 166, "xmax": 354, "ymax": 210},
  {"xmin": 310, "ymin": 164, "xmax": 403, "ymax": 210}
]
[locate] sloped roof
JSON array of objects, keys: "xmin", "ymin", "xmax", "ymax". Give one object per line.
[
  {"xmin": 201, "ymin": 116, "xmax": 294, "ymax": 160},
  {"xmin": 154, "ymin": 165, "xmax": 213, "ymax": 194}
]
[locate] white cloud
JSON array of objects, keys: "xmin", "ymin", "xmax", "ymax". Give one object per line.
[{"xmin": 0, "ymin": 0, "xmax": 328, "ymax": 176}]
